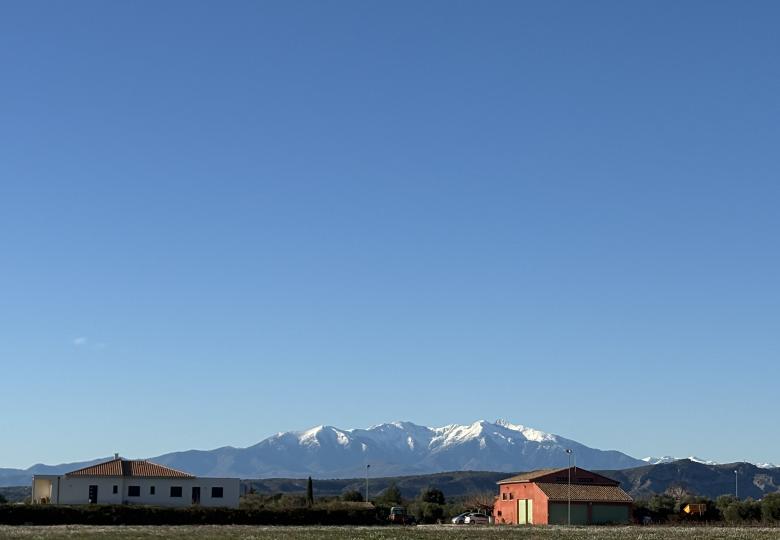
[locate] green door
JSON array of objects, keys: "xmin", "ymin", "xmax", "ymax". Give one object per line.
[
  {"xmin": 591, "ymin": 504, "xmax": 630, "ymax": 524},
  {"xmin": 548, "ymin": 502, "xmax": 588, "ymax": 525}
]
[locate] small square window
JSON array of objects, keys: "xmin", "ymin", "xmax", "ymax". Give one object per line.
[
  {"xmin": 170, "ymin": 486, "xmax": 182, "ymax": 497},
  {"xmin": 128, "ymin": 486, "xmax": 140, "ymax": 497},
  {"xmin": 211, "ymin": 487, "xmax": 223, "ymax": 498},
  {"xmin": 150, "ymin": 486, "xmax": 156, "ymax": 495},
  {"xmin": 113, "ymin": 485, "xmax": 118, "ymax": 494}
]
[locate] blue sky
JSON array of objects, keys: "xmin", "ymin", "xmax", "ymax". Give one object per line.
[{"xmin": 1, "ymin": 1, "xmax": 779, "ymax": 469}]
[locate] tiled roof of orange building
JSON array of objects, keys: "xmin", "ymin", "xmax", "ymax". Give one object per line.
[
  {"xmin": 497, "ymin": 468, "xmax": 568, "ymax": 484},
  {"xmin": 535, "ymin": 482, "xmax": 633, "ymax": 503},
  {"xmin": 66, "ymin": 458, "xmax": 194, "ymax": 478}
]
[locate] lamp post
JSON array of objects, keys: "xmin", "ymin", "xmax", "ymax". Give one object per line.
[
  {"xmin": 566, "ymin": 449, "xmax": 573, "ymax": 526},
  {"xmin": 734, "ymin": 469, "xmax": 738, "ymax": 500},
  {"xmin": 365, "ymin": 464, "xmax": 370, "ymax": 503}
]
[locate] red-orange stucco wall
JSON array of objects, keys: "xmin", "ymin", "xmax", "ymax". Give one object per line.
[{"xmin": 493, "ymin": 482, "xmax": 549, "ymax": 524}]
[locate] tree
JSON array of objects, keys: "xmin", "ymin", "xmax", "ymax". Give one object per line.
[
  {"xmin": 379, "ymin": 483, "xmax": 403, "ymax": 505},
  {"xmin": 0, "ymin": 493, "xmax": 7, "ymax": 504},
  {"xmin": 306, "ymin": 476, "xmax": 314, "ymax": 507},
  {"xmin": 420, "ymin": 487, "xmax": 445, "ymax": 505},
  {"xmin": 716, "ymin": 494, "xmax": 737, "ymax": 516},
  {"xmin": 342, "ymin": 490, "xmax": 364, "ymax": 502},
  {"xmin": 723, "ymin": 499, "xmax": 762, "ymax": 523},
  {"xmin": 413, "ymin": 501, "xmax": 445, "ymax": 523},
  {"xmin": 648, "ymin": 494, "xmax": 676, "ymax": 517},
  {"xmin": 762, "ymin": 493, "xmax": 780, "ymax": 523},
  {"xmin": 462, "ymin": 492, "xmax": 495, "ymax": 515}
]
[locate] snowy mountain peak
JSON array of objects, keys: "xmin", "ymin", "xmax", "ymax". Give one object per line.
[
  {"xmin": 642, "ymin": 456, "xmax": 676, "ymax": 465},
  {"xmin": 268, "ymin": 419, "xmax": 644, "ymax": 477},
  {"xmin": 494, "ymin": 418, "xmax": 557, "ymax": 443},
  {"xmin": 297, "ymin": 425, "xmax": 325, "ymax": 446},
  {"xmin": 643, "ymin": 456, "xmax": 719, "ymax": 466}
]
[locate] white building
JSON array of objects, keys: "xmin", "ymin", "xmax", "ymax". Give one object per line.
[{"xmin": 32, "ymin": 456, "xmax": 240, "ymax": 508}]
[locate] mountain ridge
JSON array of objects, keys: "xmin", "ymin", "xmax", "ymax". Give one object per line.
[{"xmin": 1, "ymin": 419, "xmax": 773, "ymax": 487}]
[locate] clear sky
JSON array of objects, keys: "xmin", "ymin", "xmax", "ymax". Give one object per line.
[{"xmin": 1, "ymin": 1, "xmax": 779, "ymax": 469}]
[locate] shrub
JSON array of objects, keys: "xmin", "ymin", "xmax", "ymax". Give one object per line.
[{"xmin": 341, "ymin": 490, "xmax": 364, "ymax": 502}]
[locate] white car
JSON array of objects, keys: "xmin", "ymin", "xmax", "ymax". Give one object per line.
[
  {"xmin": 451, "ymin": 512, "xmax": 471, "ymax": 524},
  {"xmin": 464, "ymin": 512, "xmax": 490, "ymax": 525}
]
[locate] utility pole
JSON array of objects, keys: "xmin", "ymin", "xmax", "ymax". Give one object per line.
[
  {"xmin": 566, "ymin": 449, "xmax": 573, "ymax": 526},
  {"xmin": 365, "ymin": 464, "xmax": 370, "ymax": 503},
  {"xmin": 734, "ymin": 469, "xmax": 739, "ymax": 499}
]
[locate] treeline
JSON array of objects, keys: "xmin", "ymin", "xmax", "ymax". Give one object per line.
[
  {"xmin": 242, "ymin": 481, "xmax": 490, "ymax": 524},
  {"xmin": 633, "ymin": 493, "xmax": 780, "ymax": 524}
]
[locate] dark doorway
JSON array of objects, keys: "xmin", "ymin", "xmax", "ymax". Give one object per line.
[
  {"xmin": 88, "ymin": 485, "xmax": 98, "ymax": 504},
  {"xmin": 191, "ymin": 486, "xmax": 200, "ymax": 505}
]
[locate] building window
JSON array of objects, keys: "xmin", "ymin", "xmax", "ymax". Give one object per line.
[
  {"xmin": 170, "ymin": 486, "xmax": 183, "ymax": 498},
  {"xmin": 113, "ymin": 485, "xmax": 118, "ymax": 494},
  {"xmin": 128, "ymin": 486, "xmax": 141, "ymax": 497},
  {"xmin": 211, "ymin": 487, "xmax": 223, "ymax": 498},
  {"xmin": 497, "ymin": 511, "xmax": 502, "ymax": 516},
  {"xmin": 509, "ymin": 493, "xmax": 514, "ymax": 500},
  {"xmin": 150, "ymin": 486, "xmax": 156, "ymax": 495},
  {"xmin": 502, "ymin": 492, "xmax": 507, "ymax": 500}
]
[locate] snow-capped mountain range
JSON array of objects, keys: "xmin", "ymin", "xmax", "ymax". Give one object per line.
[
  {"xmin": 150, "ymin": 419, "xmax": 645, "ymax": 478},
  {"xmin": 1, "ymin": 419, "xmax": 776, "ymax": 487},
  {"xmin": 0, "ymin": 419, "xmax": 642, "ymax": 486},
  {"xmin": 643, "ymin": 456, "xmax": 778, "ymax": 469}
]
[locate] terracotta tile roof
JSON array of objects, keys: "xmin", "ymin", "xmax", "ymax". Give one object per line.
[
  {"xmin": 535, "ymin": 482, "xmax": 633, "ymax": 503},
  {"xmin": 66, "ymin": 458, "xmax": 194, "ymax": 478},
  {"xmin": 497, "ymin": 468, "xmax": 568, "ymax": 484}
]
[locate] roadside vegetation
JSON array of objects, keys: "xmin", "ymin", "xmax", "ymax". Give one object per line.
[
  {"xmin": 239, "ymin": 481, "xmax": 492, "ymax": 524},
  {"xmin": 1, "ymin": 525, "xmax": 780, "ymax": 539},
  {"xmin": 633, "ymin": 493, "xmax": 780, "ymax": 525}
]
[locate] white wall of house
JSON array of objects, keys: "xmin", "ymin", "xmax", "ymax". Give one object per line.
[
  {"xmin": 32, "ymin": 475, "xmax": 59, "ymax": 503},
  {"xmin": 32, "ymin": 475, "xmax": 240, "ymax": 508}
]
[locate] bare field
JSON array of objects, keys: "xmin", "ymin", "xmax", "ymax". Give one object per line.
[{"xmin": 1, "ymin": 525, "xmax": 779, "ymax": 540}]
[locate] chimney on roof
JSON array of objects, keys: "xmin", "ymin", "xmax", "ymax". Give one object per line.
[{"xmin": 114, "ymin": 453, "xmax": 119, "ymax": 460}]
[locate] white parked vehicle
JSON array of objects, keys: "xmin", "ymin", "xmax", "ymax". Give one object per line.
[
  {"xmin": 451, "ymin": 512, "xmax": 471, "ymax": 524},
  {"xmin": 464, "ymin": 512, "xmax": 490, "ymax": 525}
]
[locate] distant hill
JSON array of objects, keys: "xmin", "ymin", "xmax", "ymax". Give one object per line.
[
  {"xmin": 3, "ymin": 460, "xmax": 778, "ymax": 502},
  {"xmin": 0, "ymin": 486, "xmax": 30, "ymax": 503},
  {"xmin": 245, "ymin": 470, "xmax": 509, "ymax": 500},
  {"xmin": 244, "ymin": 460, "xmax": 780, "ymax": 501},
  {"xmin": 603, "ymin": 459, "xmax": 780, "ymax": 500}
]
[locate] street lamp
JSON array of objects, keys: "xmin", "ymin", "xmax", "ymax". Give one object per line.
[
  {"xmin": 365, "ymin": 464, "xmax": 370, "ymax": 503},
  {"xmin": 566, "ymin": 449, "xmax": 573, "ymax": 526},
  {"xmin": 734, "ymin": 469, "xmax": 738, "ymax": 500}
]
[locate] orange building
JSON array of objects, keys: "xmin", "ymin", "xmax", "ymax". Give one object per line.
[{"xmin": 493, "ymin": 467, "xmax": 632, "ymax": 525}]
